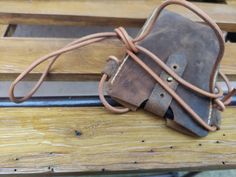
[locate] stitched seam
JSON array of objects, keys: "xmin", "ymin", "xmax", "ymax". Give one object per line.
[
  {"xmin": 208, "ymin": 100, "xmax": 212, "ymax": 124},
  {"xmin": 208, "ymin": 69, "xmax": 219, "ymax": 124},
  {"xmin": 111, "ymin": 55, "xmax": 128, "ymax": 84}
]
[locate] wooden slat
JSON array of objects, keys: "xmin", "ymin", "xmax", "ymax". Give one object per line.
[
  {"xmin": 226, "ymin": 0, "xmax": 236, "ymax": 4},
  {"xmin": 0, "ymin": 38, "xmax": 235, "ymax": 81},
  {"xmin": 0, "ymin": 38, "xmax": 125, "ymax": 81},
  {"xmin": 0, "ymin": 107, "xmax": 235, "ymax": 174},
  {"xmin": 221, "ymin": 42, "xmax": 236, "ymax": 79},
  {"xmin": 0, "ymin": 1, "xmax": 235, "ymax": 31}
]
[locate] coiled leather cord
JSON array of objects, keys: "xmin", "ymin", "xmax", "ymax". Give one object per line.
[{"xmin": 9, "ymin": 0, "xmax": 235, "ymax": 131}]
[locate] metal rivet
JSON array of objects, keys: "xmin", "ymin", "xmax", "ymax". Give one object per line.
[{"xmin": 167, "ymin": 76, "xmax": 173, "ymax": 82}]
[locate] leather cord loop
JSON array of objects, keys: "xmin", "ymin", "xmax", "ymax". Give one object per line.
[
  {"xmin": 107, "ymin": 56, "xmax": 121, "ymax": 64},
  {"xmin": 99, "ymin": 73, "xmax": 130, "ymax": 113},
  {"xmin": 115, "ymin": 27, "xmax": 138, "ymax": 53},
  {"xmin": 99, "ymin": 55, "xmax": 130, "ymax": 113},
  {"xmin": 9, "ymin": 32, "xmax": 117, "ymax": 103}
]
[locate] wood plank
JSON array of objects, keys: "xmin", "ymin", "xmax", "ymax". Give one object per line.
[
  {"xmin": 220, "ymin": 42, "xmax": 236, "ymax": 80},
  {"xmin": 0, "ymin": 38, "xmax": 125, "ymax": 81},
  {"xmin": 0, "ymin": 106, "xmax": 235, "ymax": 174},
  {"xmin": 226, "ymin": 0, "xmax": 236, "ymax": 4},
  {"xmin": 0, "ymin": 1, "xmax": 235, "ymax": 31},
  {"xmin": 0, "ymin": 38, "xmax": 235, "ymax": 81}
]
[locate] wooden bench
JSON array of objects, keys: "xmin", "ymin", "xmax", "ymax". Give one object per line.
[{"xmin": 0, "ymin": 0, "xmax": 236, "ymax": 175}]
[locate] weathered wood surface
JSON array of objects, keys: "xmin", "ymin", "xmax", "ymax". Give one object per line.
[
  {"xmin": 0, "ymin": 107, "xmax": 235, "ymax": 174},
  {"xmin": 0, "ymin": 38, "xmax": 235, "ymax": 81},
  {"xmin": 0, "ymin": 38, "xmax": 124, "ymax": 81},
  {"xmin": 226, "ymin": 0, "xmax": 236, "ymax": 4},
  {"xmin": 0, "ymin": 25, "xmax": 9, "ymax": 37},
  {"xmin": 0, "ymin": 1, "xmax": 235, "ymax": 31},
  {"xmin": 0, "ymin": 0, "xmax": 235, "ymax": 175}
]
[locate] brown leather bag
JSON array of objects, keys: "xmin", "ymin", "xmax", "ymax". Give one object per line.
[
  {"xmin": 103, "ymin": 9, "xmax": 223, "ymax": 137},
  {"xmin": 9, "ymin": 0, "xmax": 235, "ymax": 137}
]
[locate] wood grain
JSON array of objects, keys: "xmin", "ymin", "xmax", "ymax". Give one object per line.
[
  {"xmin": 0, "ymin": 38, "xmax": 235, "ymax": 81},
  {"xmin": 0, "ymin": 25, "xmax": 9, "ymax": 37},
  {"xmin": 0, "ymin": 1, "xmax": 235, "ymax": 31},
  {"xmin": 0, "ymin": 107, "xmax": 235, "ymax": 174},
  {"xmin": 0, "ymin": 1, "xmax": 235, "ymax": 175},
  {"xmin": 220, "ymin": 43, "xmax": 236, "ymax": 80},
  {"xmin": 0, "ymin": 38, "xmax": 125, "ymax": 81},
  {"xmin": 226, "ymin": 0, "xmax": 236, "ymax": 4}
]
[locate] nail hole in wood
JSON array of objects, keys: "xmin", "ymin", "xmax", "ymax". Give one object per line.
[
  {"xmin": 170, "ymin": 146, "xmax": 174, "ymax": 149},
  {"xmin": 198, "ymin": 143, "xmax": 202, "ymax": 146},
  {"xmin": 134, "ymin": 161, "xmax": 138, "ymax": 164},
  {"xmin": 15, "ymin": 158, "xmax": 19, "ymax": 161},
  {"xmin": 222, "ymin": 161, "xmax": 225, "ymax": 165},
  {"xmin": 102, "ymin": 168, "xmax": 105, "ymax": 172},
  {"xmin": 75, "ymin": 130, "xmax": 82, "ymax": 137},
  {"xmin": 149, "ymin": 149, "xmax": 154, "ymax": 152},
  {"xmin": 223, "ymin": 134, "xmax": 226, "ymax": 136},
  {"xmin": 216, "ymin": 140, "xmax": 220, "ymax": 144},
  {"xmin": 14, "ymin": 169, "xmax": 17, "ymax": 172},
  {"xmin": 160, "ymin": 93, "xmax": 164, "ymax": 98},
  {"xmin": 141, "ymin": 140, "xmax": 145, "ymax": 142}
]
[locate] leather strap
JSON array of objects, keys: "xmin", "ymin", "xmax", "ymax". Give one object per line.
[
  {"xmin": 145, "ymin": 53, "xmax": 187, "ymax": 117},
  {"xmin": 102, "ymin": 57, "xmax": 120, "ymax": 78}
]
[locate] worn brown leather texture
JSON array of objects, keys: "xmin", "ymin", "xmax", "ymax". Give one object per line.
[{"xmin": 106, "ymin": 10, "xmax": 220, "ymax": 137}]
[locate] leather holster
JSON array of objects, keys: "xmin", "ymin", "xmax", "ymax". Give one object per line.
[{"xmin": 103, "ymin": 10, "xmax": 221, "ymax": 137}]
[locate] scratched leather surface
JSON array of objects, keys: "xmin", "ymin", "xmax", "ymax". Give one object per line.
[{"xmin": 106, "ymin": 10, "xmax": 220, "ymax": 137}]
